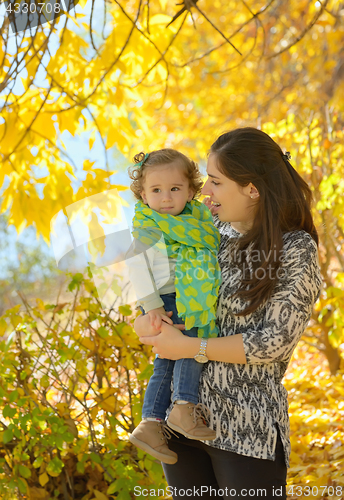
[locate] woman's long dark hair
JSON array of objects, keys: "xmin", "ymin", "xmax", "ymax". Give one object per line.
[{"xmin": 210, "ymin": 127, "xmax": 318, "ymax": 316}]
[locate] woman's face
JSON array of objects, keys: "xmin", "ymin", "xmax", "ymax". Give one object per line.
[{"xmin": 201, "ymin": 154, "xmax": 259, "ymax": 233}]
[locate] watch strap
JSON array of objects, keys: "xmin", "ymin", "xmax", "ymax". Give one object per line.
[{"xmin": 199, "ymin": 339, "xmax": 208, "ymax": 356}]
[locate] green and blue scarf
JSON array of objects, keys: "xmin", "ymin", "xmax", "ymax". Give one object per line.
[{"xmin": 132, "ymin": 200, "xmax": 221, "ymax": 338}]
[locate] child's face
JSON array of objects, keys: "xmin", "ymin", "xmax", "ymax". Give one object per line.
[{"xmin": 141, "ymin": 162, "xmax": 194, "ymax": 216}]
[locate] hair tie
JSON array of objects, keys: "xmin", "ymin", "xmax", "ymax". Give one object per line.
[
  {"xmin": 282, "ymin": 151, "xmax": 291, "ymax": 161},
  {"xmin": 134, "ymin": 153, "xmax": 149, "ymax": 168}
]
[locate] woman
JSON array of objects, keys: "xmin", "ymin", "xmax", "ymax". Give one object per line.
[{"xmin": 134, "ymin": 128, "xmax": 322, "ymax": 499}]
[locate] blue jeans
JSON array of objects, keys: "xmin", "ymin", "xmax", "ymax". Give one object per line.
[{"xmin": 141, "ymin": 293, "xmax": 203, "ymax": 420}]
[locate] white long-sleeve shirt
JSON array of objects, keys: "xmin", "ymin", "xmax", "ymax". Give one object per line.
[{"xmin": 125, "ymin": 236, "xmax": 176, "ymax": 312}]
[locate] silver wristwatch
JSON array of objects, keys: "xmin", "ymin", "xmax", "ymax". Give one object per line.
[{"xmin": 194, "ymin": 339, "xmax": 209, "ymax": 363}]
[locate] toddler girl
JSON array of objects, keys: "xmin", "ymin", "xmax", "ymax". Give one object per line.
[{"xmin": 127, "ymin": 149, "xmax": 220, "ymax": 464}]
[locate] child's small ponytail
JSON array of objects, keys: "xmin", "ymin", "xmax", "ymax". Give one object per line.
[
  {"xmin": 133, "ymin": 152, "xmax": 146, "ymax": 165},
  {"xmin": 128, "ymin": 152, "xmax": 150, "ymax": 200},
  {"xmin": 133, "ymin": 152, "xmax": 149, "ymax": 168}
]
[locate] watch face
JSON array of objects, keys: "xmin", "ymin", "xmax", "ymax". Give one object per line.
[{"xmin": 194, "ymin": 354, "xmax": 208, "ymax": 363}]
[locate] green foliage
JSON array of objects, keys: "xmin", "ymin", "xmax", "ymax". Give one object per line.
[{"xmin": 0, "ymin": 270, "xmax": 164, "ymax": 499}]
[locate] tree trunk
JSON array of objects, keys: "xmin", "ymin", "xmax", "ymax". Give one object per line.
[
  {"xmin": 322, "ymin": 333, "xmax": 341, "ymax": 375},
  {"xmin": 319, "ymin": 309, "xmax": 342, "ymax": 375}
]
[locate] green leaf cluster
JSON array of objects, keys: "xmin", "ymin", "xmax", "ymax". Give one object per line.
[{"xmin": 0, "ymin": 269, "xmax": 164, "ymax": 499}]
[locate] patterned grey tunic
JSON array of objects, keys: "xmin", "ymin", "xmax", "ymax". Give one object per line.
[{"xmin": 199, "ymin": 216, "xmax": 322, "ymax": 467}]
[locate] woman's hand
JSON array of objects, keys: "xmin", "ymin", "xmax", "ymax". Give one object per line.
[
  {"xmin": 134, "ymin": 310, "xmax": 185, "ymax": 338},
  {"xmin": 139, "ymin": 321, "xmax": 192, "ymax": 360}
]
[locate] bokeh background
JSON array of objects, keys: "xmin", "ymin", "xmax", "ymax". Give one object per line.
[{"xmin": 0, "ymin": 1, "xmax": 344, "ymax": 498}]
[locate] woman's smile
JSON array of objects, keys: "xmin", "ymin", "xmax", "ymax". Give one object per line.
[{"xmin": 209, "ymin": 200, "xmax": 221, "ymax": 214}]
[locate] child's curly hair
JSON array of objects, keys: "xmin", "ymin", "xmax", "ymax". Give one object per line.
[{"xmin": 128, "ymin": 148, "xmax": 203, "ymax": 201}]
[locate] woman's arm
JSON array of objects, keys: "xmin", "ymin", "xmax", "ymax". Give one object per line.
[
  {"xmin": 139, "ymin": 322, "xmax": 247, "ymax": 364},
  {"xmin": 239, "ymin": 234, "xmax": 322, "ymax": 364}
]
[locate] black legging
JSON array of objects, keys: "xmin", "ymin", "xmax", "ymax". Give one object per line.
[{"xmin": 162, "ymin": 428, "xmax": 287, "ymax": 500}]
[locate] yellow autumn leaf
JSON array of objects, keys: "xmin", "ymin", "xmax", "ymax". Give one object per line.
[
  {"xmin": 64, "ymin": 417, "xmax": 79, "ymax": 438},
  {"xmin": 106, "ymin": 127, "xmax": 119, "ymax": 150},
  {"xmin": 39, "ymin": 472, "xmax": 49, "ymax": 487},
  {"xmin": 90, "ymin": 406, "xmax": 99, "ymax": 420},
  {"xmin": 83, "ymin": 159, "xmax": 96, "ymax": 171},
  {"xmin": 89, "ymin": 136, "xmax": 96, "ymax": 150},
  {"xmin": 56, "ymin": 403, "xmax": 69, "ymax": 417},
  {"xmin": 99, "ymin": 387, "xmax": 116, "ymax": 397},
  {"xmin": 93, "ymin": 490, "xmax": 109, "ymax": 500},
  {"xmin": 108, "ymin": 87, "xmax": 124, "ymax": 106},
  {"xmin": 28, "ymin": 486, "xmax": 49, "ymax": 499},
  {"xmin": 97, "ymin": 396, "xmax": 116, "ymax": 413},
  {"xmin": 80, "ymin": 338, "xmax": 95, "ymax": 352},
  {"xmin": 149, "ymin": 14, "xmax": 172, "ymax": 26}
]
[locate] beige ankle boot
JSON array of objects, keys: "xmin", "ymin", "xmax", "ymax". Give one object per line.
[
  {"xmin": 129, "ymin": 420, "xmax": 178, "ymax": 464},
  {"xmin": 167, "ymin": 403, "xmax": 217, "ymax": 441}
]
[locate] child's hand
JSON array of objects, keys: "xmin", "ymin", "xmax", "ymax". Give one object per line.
[
  {"xmin": 134, "ymin": 310, "xmax": 185, "ymax": 339},
  {"xmin": 203, "ymin": 197, "xmax": 216, "ymax": 215},
  {"xmin": 147, "ymin": 307, "xmax": 173, "ymax": 330}
]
